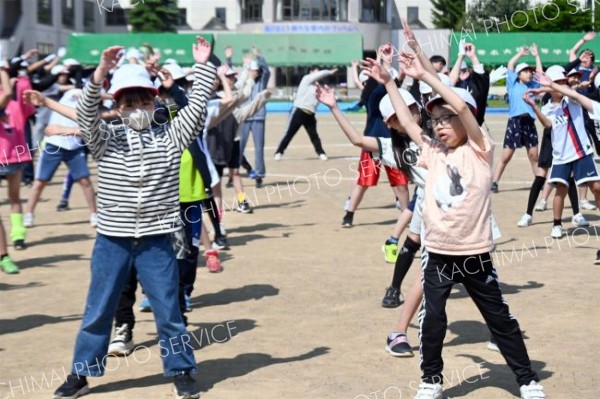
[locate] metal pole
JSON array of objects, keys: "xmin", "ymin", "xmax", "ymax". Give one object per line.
[{"xmin": 593, "ymin": 0, "xmax": 596, "ymax": 31}]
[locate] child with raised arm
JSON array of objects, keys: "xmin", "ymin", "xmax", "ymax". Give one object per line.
[
  {"xmin": 53, "ymin": 39, "xmax": 215, "ymax": 399},
  {"xmin": 492, "ymin": 44, "xmax": 544, "ymax": 193},
  {"xmin": 534, "ymin": 68, "xmax": 600, "ymax": 246},
  {"xmin": 362, "ymin": 51, "xmax": 545, "ymax": 399}
]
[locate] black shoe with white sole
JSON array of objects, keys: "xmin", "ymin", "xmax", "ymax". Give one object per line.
[
  {"xmin": 173, "ymin": 373, "xmax": 200, "ymax": 399},
  {"xmin": 53, "ymin": 374, "xmax": 90, "ymax": 398}
]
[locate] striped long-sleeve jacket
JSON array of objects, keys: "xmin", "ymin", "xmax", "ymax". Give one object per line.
[{"xmin": 76, "ymin": 63, "xmax": 216, "ymax": 238}]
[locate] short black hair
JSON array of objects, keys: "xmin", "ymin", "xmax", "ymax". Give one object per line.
[
  {"xmin": 429, "ymin": 55, "xmax": 447, "ymax": 66},
  {"xmin": 582, "ymin": 48, "xmax": 596, "ymax": 63}
]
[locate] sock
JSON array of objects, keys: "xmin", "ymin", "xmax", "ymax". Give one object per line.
[
  {"xmin": 386, "ymin": 236, "xmax": 399, "ymax": 244},
  {"xmin": 390, "ymin": 236, "xmax": 420, "ymax": 289},
  {"xmin": 388, "ymin": 332, "xmax": 406, "ymax": 340},
  {"xmin": 237, "ymin": 192, "xmax": 246, "ymax": 204},
  {"xmin": 201, "ymin": 197, "xmax": 223, "ymax": 237},
  {"xmin": 10, "ymin": 213, "xmax": 26, "ymax": 242},
  {"xmin": 567, "ymin": 177, "xmax": 579, "ymax": 214},
  {"xmin": 526, "ymin": 176, "xmax": 546, "ymax": 215},
  {"xmin": 553, "ymin": 219, "xmax": 562, "ymax": 226}
]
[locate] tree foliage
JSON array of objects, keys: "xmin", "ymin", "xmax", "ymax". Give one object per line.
[
  {"xmin": 465, "ymin": 0, "xmax": 530, "ymax": 31},
  {"xmin": 431, "ymin": 0, "xmax": 466, "ymax": 30},
  {"xmin": 129, "ymin": 0, "xmax": 179, "ymax": 33}
]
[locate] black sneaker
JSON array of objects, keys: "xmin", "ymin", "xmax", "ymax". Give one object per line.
[
  {"xmin": 491, "ymin": 181, "xmax": 499, "ymax": 193},
  {"xmin": 381, "ymin": 286, "xmax": 402, "ymax": 308},
  {"xmin": 13, "ymin": 239, "xmax": 26, "ymax": 250},
  {"xmin": 341, "ymin": 213, "xmax": 353, "ymax": 228},
  {"xmin": 237, "ymin": 200, "xmax": 253, "ymax": 214},
  {"xmin": 226, "ymin": 178, "xmax": 233, "ymax": 188},
  {"xmin": 173, "ymin": 373, "xmax": 200, "ymax": 399},
  {"xmin": 385, "ymin": 334, "xmax": 414, "ymax": 357},
  {"xmin": 56, "ymin": 200, "xmax": 70, "ymax": 211},
  {"xmin": 595, "ymin": 250, "xmax": 600, "ymax": 265},
  {"xmin": 212, "ymin": 235, "xmax": 230, "ymax": 250},
  {"xmin": 256, "ymin": 177, "xmax": 263, "ymax": 188},
  {"xmin": 54, "ymin": 374, "xmax": 90, "ymax": 398}
]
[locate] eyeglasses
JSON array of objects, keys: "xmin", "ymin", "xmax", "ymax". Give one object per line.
[{"xmin": 431, "ymin": 114, "xmax": 458, "ymax": 127}]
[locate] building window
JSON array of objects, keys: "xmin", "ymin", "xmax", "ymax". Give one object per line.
[
  {"xmin": 37, "ymin": 42, "xmax": 54, "ymax": 59},
  {"xmin": 105, "ymin": 7, "xmax": 128, "ymax": 26},
  {"xmin": 360, "ymin": 0, "xmax": 386, "ymax": 23},
  {"xmin": 176, "ymin": 8, "xmax": 187, "ymax": 25},
  {"xmin": 275, "ymin": 0, "xmax": 347, "ymax": 21},
  {"xmin": 84, "ymin": 0, "xmax": 95, "ymax": 32},
  {"xmin": 242, "ymin": 0, "xmax": 263, "ymax": 22},
  {"xmin": 407, "ymin": 6, "xmax": 418, "ymax": 23},
  {"xmin": 62, "ymin": 0, "xmax": 75, "ymax": 28},
  {"xmin": 216, "ymin": 7, "xmax": 226, "ymax": 24},
  {"xmin": 37, "ymin": 0, "xmax": 52, "ymax": 25}
]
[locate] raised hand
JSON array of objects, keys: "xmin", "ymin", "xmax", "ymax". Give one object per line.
[
  {"xmin": 98, "ymin": 46, "xmax": 124, "ymax": 75},
  {"xmin": 534, "ymin": 71, "xmax": 552, "ymax": 87},
  {"xmin": 519, "ymin": 46, "xmax": 530, "ymax": 57},
  {"xmin": 159, "ymin": 68, "xmax": 174, "ymax": 89},
  {"xmin": 351, "ymin": 60, "xmax": 359, "ymax": 68},
  {"xmin": 22, "ymin": 49, "xmax": 39, "ymax": 60},
  {"xmin": 315, "ymin": 83, "xmax": 336, "ymax": 108},
  {"xmin": 252, "ymin": 45, "xmax": 260, "ymax": 56},
  {"xmin": 361, "ymin": 57, "xmax": 391, "ymax": 84},
  {"xmin": 224, "ymin": 46, "xmax": 233, "ymax": 59},
  {"xmin": 465, "ymin": 43, "xmax": 476, "ymax": 58},
  {"xmin": 584, "ymin": 31, "xmax": 596, "ymax": 42},
  {"xmin": 23, "ymin": 90, "xmax": 45, "ymax": 107},
  {"xmin": 378, "ymin": 43, "xmax": 393, "ymax": 66},
  {"xmin": 193, "ymin": 36, "xmax": 212, "ymax": 64},
  {"xmin": 402, "ymin": 17, "xmax": 418, "ymax": 52},
  {"xmin": 243, "ymin": 53, "xmax": 253, "ymax": 66},
  {"xmin": 398, "ymin": 51, "xmax": 425, "ymax": 80},
  {"xmin": 530, "ymin": 43, "xmax": 539, "ymax": 57}
]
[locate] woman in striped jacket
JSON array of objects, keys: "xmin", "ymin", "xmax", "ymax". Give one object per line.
[{"xmin": 53, "ymin": 39, "xmax": 215, "ymax": 399}]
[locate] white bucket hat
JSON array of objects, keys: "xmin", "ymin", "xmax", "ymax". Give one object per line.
[
  {"xmin": 425, "ymin": 87, "xmax": 478, "ymax": 117},
  {"xmin": 163, "ymin": 63, "xmax": 186, "ymax": 81},
  {"xmin": 108, "ymin": 64, "xmax": 158, "ymax": 100}
]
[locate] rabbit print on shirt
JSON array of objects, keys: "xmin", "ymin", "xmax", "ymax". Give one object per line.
[{"xmin": 433, "ymin": 164, "xmax": 467, "ymax": 212}]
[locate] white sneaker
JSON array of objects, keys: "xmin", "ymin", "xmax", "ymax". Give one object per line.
[
  {"xmin": 274, "ymin": 153, "xmax": 282, "ymax": 161},
  {"xmin": 550, "ymin": 225, "xmax": 564, "ymax": 238},
  {"xmin": 413, "ymin": 382, "xmax": 443, "ymax": 399},
  {"xmin": 520, "ymin": 381, "xmax": 546, "ymax": 399},
  {"xmin": 319, "ymin": 153, "xmax": 328, "ymax": 161},
  {"xmin": 108, "ymin": 324, "xmax": 134, "ymax": 356},
  {"xmin": 572, "ymin": 213, "xmax": 590, "ymax": 227},
  {"xmin": 516, "ymin": 213, "xmax": 532, "ymax": 227},
  {"xmin": 487, "ymin": 341, "xmax": 500, "ymax": 352},
  {"xmin": 219, "ymin": 222, "xmax": 227, "ymax": 236},
  {"xmin": 23, "ymin": 212, "xmax": 34, "ymax": 227},
  {"xmin": 534, "ymin": 199, "xmax": 547, "ymax": 212},
  {"xmin": 90, "ymin": 213, "xmax": 98, "ymax": 227},
  {"xmin": 579, "ymin": 199, "xmax": 597, "ymax": 210}
]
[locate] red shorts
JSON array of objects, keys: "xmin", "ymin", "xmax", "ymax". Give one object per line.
[{"xmin": 357, "ymin": 150, "xmax": 408, "ymax": 187}]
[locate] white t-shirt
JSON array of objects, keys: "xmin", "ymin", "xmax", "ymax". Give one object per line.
[
  {"xmin": 45, "ymin": 89, "xmax": 84, "ymax": 150},
  {"xmin": 375, "ymin": 137, "xmax": 427, "ymax": 188},
  {"xmin": 542, "ymin": 97, "xmax": 600, "ymax": 165}
]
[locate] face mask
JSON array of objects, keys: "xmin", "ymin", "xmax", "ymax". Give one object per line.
[{"xmin": 121, "ymin": 108, "xmax": 153, "ymax": 131}]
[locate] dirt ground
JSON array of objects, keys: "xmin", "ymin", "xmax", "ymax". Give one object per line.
[{"xmin": 1, "ymin": 112, "xmax": 599, "ymax": 399}]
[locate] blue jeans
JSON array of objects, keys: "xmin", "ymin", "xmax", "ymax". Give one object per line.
[
  {"xmin": 240, "ymin": 120, "xmax": 266, "ymax": 177},
  {"xmin": 71, "ymin": 233, "xmax": 196, "ymax": 377}
]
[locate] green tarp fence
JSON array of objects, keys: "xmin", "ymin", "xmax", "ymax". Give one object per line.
[
  {"xmin": 449, "ymin": 32, "xmax": 600, "ymax": 66},
  {"xmin": 66, "ymin": 32, "xmax": 363, "ymax": 67},
  {"xmin": 66, "ymin": 33, "xmax": 214, "ymax": 66}
]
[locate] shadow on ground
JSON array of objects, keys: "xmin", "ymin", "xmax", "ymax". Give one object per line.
[
  {"xmin": 190, "ymin": 284, "xmax": 279, "ymax": 309},
  {"xmin": 0, "ymin": 314, "xmax": 81, "ymax": 335},
  {"xmin": 92, "ymin": 346, "xmax": 330, "ymax": 394}
]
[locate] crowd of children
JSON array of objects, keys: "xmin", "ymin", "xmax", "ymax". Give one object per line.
[{"xmin": 6, "ymin": 26, "xmax": 600, "ymax": 399}]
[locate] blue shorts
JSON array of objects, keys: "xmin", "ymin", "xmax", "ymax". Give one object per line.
[
  {"xmin": 0, "ymin": 163, "xmax": 25, "ymax": 176},
  {"xmin": 35, "ymin": 144, "xmax": 90, "ymax": 182},
  {"xmin": 549, "ymin": 155, "xmax": 600, "ymax": 186},
  {"xmin": 504, "ymin": 115, "xmax": 538, "ymax": 149}
]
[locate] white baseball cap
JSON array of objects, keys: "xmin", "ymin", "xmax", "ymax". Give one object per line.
[
  {"xmin": 425, "ymin": 87, "xmax": 478, "ymax": 116},
  {"xmin": 51, "ymin": 64, "xmax": 69, "ymax": 75},
  {"xmin": 62, "ymin": 58, "xmax": 80, "ymax": 66},
  {"xmin": 566, "ymin": 68, "xmax": 583, "ymax": 78},
  {"xmin": 125, "ymin": 48, "xmax": 144, "ymax": 62},
  {"xmin": 545, "ymin": 65, "xmax": 567, "ymax": 82},
  {"xmin": 379, "ymin": 88, "xmax": 418, "ymax": 122},
  {"xmin": 516, "ymin": 63, "xmax": 535, "ymax": 74},
  {"xmin": 250, "ymin": 60, "xmax": 260, "ymax": 71},
  {"xmin": 163, "ymin": 63, "xmax": 186, "ymax": 81},
  {"xmin": 108, "ymin": 64, "xmax": 158, "ymax": 99},
  {"xmin": 419, "ymin": 73, "xmax": 452, "ymax": 95}
]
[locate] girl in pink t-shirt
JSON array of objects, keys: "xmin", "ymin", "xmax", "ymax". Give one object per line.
[
  {"xmin": 0, "ymin": 67, "xmax": 21, "ymax": 273},
  {"xmin": 362, "ymin": 52, "xmax": 546, "ymax": 399}
]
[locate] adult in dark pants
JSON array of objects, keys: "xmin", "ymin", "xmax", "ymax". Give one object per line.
[{"xmin": 274, "ymin": 66, "xmax": 337, "ymax": 160}]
